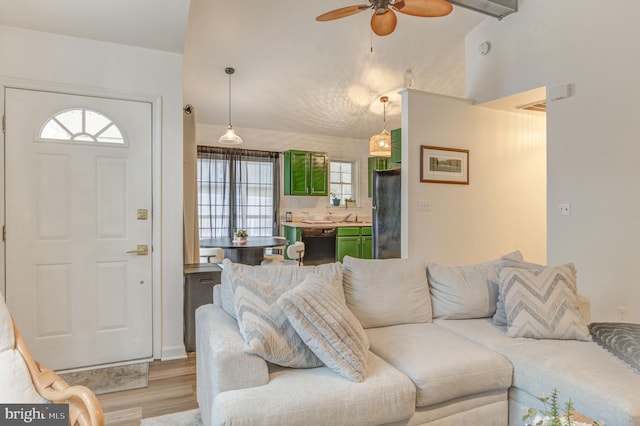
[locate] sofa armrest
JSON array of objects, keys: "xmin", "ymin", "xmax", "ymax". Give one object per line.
[{"xmin": 195, "ymin": 303, "xmax": 269, "ymax": 408}]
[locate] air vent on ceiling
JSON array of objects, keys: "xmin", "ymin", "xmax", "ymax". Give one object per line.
[
  {"xmin": 446, "ymin": 0, "xmax": 518, "ymax": 19},
  {"xmin": 516, "ymin": 100, "xmax": 546, "ymax": 113}
]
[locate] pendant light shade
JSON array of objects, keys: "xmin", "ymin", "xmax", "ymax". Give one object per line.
[
  {"xmin": 369, "ymin": 96, "xmax": 392, "ymax": 157},
  {"xmin": 218, "ymin": 67, "xmax": 243, "ymax": 145}
]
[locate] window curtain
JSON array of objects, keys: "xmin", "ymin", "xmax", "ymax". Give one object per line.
[
  {"xmin": 183, "ymin": 106, "xmax": 200, "ymax": 264},
  {"xmin": 198, "ymin": 146, "xmax": 280, "ymax": 239}
]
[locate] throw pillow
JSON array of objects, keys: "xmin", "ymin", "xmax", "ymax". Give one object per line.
[
  {"xmin": 428, "ymin": 250, "xmax": 523, "ymax": 319},
  {"xmin": 233, "ymin": 274, "xmax": 323, "ymax": 368},
  {"xmin": 221, "ymin": 259, "xmax": 344, "ymax": 319},
  {"xmin": 500, "ymin": 263, "xmax": 591, "ymax": 341},
  {"xmin": 589, "ymin": 322, "xmax": 640, "ymax": 374},
  {"xmin": 342, "ymin": 256, "xmax": 431, "ymax": 328},
  {"xmin": 0, "ymin": 293, "xmax": 48, "ymax": 403},
  {"xmin": 278, "ymin": 274, "xmax": 370, "ymax": 382},
  {"xmin": 493, "ymin": 258, "xmax": 545, "ymax": 326}
]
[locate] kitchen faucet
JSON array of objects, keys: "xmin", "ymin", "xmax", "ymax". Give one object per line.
[{"xmin": 343, "ymin": 213, "xmax": 353, "ymax": 223}]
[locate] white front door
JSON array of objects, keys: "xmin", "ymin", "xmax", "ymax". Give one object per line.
[{"xmin": 4, "ymin": 87, "xmax": 153, "ymax": 370}]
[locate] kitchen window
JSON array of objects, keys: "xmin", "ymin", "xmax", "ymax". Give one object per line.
[
  {"xmin": 329, "ymin": 160, "xmax": 357, "ymax": 206},
  {"xmin": 197, "ymin": 146, "xmax": 280, "ymax": 240}
]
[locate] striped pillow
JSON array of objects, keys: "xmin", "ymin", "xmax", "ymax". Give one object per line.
[
  {"xmin": 500, "ymin": 263, "xmax": 591, "ymax": 341},
  {"xmin": 278, "ymin": 274, "xmax": 370, "ymax": 382},
  {"xmin": 233, "ymin": 275, "xmax": 323, "ymax": 368}
]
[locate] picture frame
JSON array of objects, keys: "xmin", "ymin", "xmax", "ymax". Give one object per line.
[{"xmin": 420, "ymin": 145, "xmax": 469, "ymax": 184}]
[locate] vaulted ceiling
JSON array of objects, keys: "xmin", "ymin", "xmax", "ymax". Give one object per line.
[{"xmin": 0, "ymin": 0, "xmax": 488, "ymax": 139}]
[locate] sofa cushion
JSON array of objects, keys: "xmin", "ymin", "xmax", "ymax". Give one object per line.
[
  {"xmin": 278, "ymin": 274, "xmax": 369, "ymax": 382},
  {"xmin": 500, "ymin": 263, "xmax": 591, "ymax": 341},
  {"xmin": 342, "ymin": 256, "xmax": 431, "ymax": 328},
  {"xmin": 211, "ymin": 352, "xmax": 416, "ymax": 426},
  {"xmin": 428, "ymin": 250, "xmax": 523, "ymax": 319},
  {"xmin": 233, "ymin": 275, "xmax": 322, "ymax": 368},
  {"xmin": 221, "ymin": 259, "xmax": 344, "ymax": 319},
  {"xmin": 436, "ymin": 318, "xmax": 640, "ymax": 425},
  {"xmin": 366, "ymin": 323, "xmax": 513, "ymax": 408}
]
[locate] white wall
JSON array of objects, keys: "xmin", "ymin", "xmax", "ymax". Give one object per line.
[
  {"xmin": 402, "ymin": 89, "xmax": 546, "ymax": 265},
  {"xmin": 0, "ymin": 25, "xmax": 186, "ymax": 360},
  {"xmin": 197, "ymin": 123, "xmax": 373, "ymax": 221},
  {"xmin": 465, "ymin": 0, "xmax": 640, "ymax": 322}
]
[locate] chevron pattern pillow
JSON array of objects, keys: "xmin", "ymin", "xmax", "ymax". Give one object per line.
[
  {"xmin": 500, "ymin": 263, "xmax": 591, "ymax": 340},
  {"xmin": 233, "ymin": 275, "xmax": 323, "ymax": 368}
]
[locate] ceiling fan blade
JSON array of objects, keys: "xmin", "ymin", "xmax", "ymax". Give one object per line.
[
  {"xmin": 371, "ymin": 9, "xmax": 397, "ymax": 36},
  {"xmin": 316, "ymin": 4, "xmax": 370, "ymax": 21},
  {"xmin": 392, "ymin": 0, "xmax": 453, "ymax": 17}
]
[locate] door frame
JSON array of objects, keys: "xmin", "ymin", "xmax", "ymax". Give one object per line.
[{"xmin": 1, "ymin": 77, "xmax": 164, "ymax": 362}]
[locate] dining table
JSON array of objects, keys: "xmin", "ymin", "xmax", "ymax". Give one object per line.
[{"xmin": 200, "ymin": 236, "xmax": 287, "ymax": 265}]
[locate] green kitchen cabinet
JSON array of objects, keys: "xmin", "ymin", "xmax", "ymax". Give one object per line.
[
  {"xmin": 336, "ymin": 226, "xmax": 372, "ymax": 261},
  {"xmin": 361, "ymin": 227, "xmax": 373, "ymax": 259},
  {"xmin": 368, "ymin": 157, "xmax": 389, "ymax": 198},
  {"xmin": 284, "ymin": 150, "xmax": 328, "ymax": 196},
  {"xmin": 390, "ymin": 128, "xmax": 401, "ymax": 164}
]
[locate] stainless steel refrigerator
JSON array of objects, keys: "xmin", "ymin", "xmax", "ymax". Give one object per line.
[{"xmin": 372, "ymin": 168, "xmax": 401, "ymax": 258}]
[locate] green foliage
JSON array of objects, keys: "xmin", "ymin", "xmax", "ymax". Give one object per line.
[{"xmin": 522, "ymin": 389, "xmax": 605, "ymax": 426}]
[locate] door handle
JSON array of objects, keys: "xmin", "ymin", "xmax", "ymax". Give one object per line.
[{"xmin": 126, "ymin": 244, "xmax": 149, "ymax": 255}]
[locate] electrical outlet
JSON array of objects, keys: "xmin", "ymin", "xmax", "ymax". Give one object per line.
[
  {"xmin": 617, "ymin": 306, "xmax": 629, "ymax": 321},
  {"xmin": 558, "ymin": 203, "xmax": 571, "ymax": 216}
]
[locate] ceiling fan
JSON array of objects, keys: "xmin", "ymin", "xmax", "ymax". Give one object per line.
[{"xmin": 316, "ymin": 0, "xmax": 453, "ymax": 36}]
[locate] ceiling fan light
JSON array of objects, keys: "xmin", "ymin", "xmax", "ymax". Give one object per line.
[
  {"xmin": 218, "ymin": 125, "xmax": 243, "ymax": 145},
  {"xmin": 371, "ymin": 8, "xmax": 397, "ymax": 36}
]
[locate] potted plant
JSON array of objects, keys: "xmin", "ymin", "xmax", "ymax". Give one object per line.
[
  {"xmin": 330, "ymin": 192, "xmax": 340, "ymax": 206},
  {"xmin": 234, "ymin": 229, "xmax": 248, "ymax": 243},
  {"xmin": 345, "ymin": 198, "xmax": 356, "ymax": 208}
]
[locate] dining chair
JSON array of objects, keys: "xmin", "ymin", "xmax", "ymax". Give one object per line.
[
  {"xmin": 261, "ymin": 241, "xmax": 304, "ymax": 266},
  {"xmin": 200, "ymin": 247, "xmax": 224, "ymax": 264},
  {"xmin": 286, "ymin": 241, "xmax": 305, "ymax": 266}
]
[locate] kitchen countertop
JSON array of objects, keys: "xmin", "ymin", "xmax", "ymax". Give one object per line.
[{"xmin": 283, "ymin": 221, "xmax": 371, "ymax": 229}]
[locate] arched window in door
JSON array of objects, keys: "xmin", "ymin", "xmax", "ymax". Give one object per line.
[{"xmin": 39, "ymin": 108, "xmax": 126, "ymax": 145}]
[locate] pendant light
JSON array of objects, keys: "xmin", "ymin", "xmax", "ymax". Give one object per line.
[
  {"xmin": 369, "ymin": 96, "xmax": 391, "ymax": 157},
  {"xmin": 218, "ymin": 67, "xmax": 243, "ymax": 145}
]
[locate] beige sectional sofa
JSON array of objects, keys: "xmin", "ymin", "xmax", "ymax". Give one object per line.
[{"xmin": 196, "ymin": 254, "xmax": 640, "ymax": 425}]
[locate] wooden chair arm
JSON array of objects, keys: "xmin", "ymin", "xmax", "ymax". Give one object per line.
[{"xmin": 13, "ymin": 320, "xmax": 104, "ymax": 426}]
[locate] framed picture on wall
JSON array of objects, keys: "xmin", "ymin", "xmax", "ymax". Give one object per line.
[{"xmin": 420, "ymin": 145, "xmax": 469, "ymax": 185}]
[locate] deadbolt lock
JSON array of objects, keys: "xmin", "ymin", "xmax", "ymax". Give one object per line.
[{"xmin": 137, "ymin": 209, "xmax": 149, "ymax": 220}]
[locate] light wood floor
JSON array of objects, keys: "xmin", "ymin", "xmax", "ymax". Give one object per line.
[{"xmin": 97, "ymin": 353, "xmax": 198, "ymax": 425}]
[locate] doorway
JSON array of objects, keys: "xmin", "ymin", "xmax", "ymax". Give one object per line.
[{"xmin": 3, "ymin": 87, "xmax": 154, "ymax": 370}]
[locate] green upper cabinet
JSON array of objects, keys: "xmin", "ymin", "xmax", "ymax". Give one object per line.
[
  {"xmin": 284, "ymin": 150, "xmax": 328, "ymax": 196},
  {"xmin": 309, "ymin": 152, "xmax": 329, "ymax": 196},
  {"xmin": 368, "ymin": 157, "xmax": 389, "ymax": 198},
  {"xmin": 390, "ymin": 128, "xmax": 401, "ymax": 164}
]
